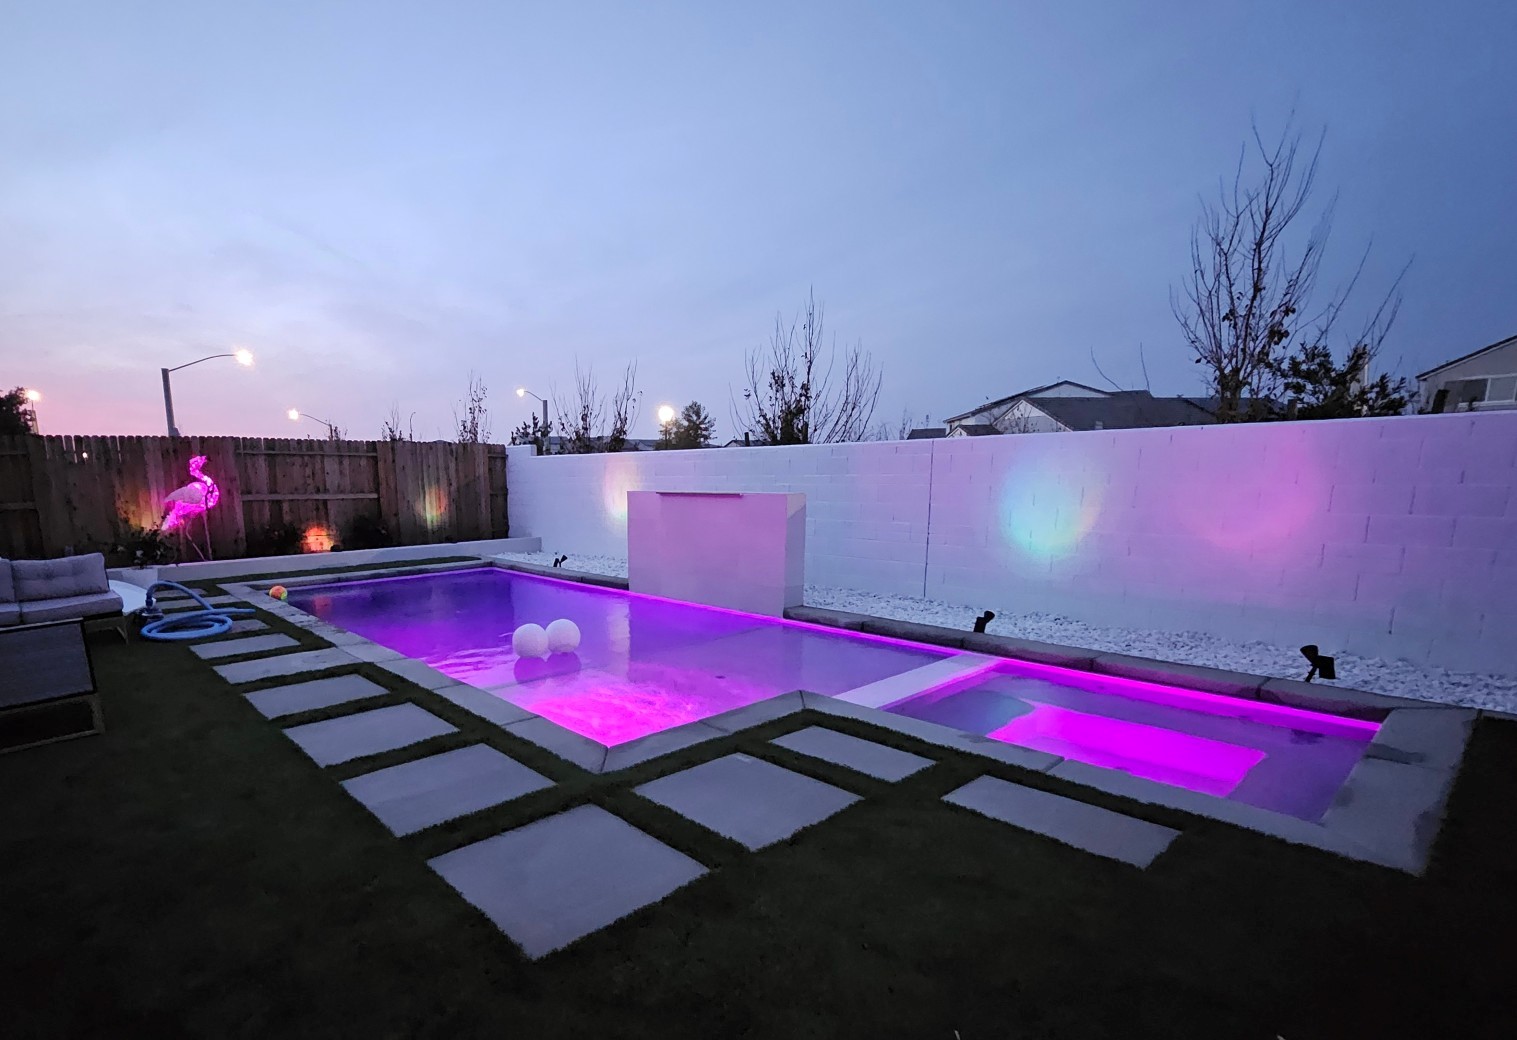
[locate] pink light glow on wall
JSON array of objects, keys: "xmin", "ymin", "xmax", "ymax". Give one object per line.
[
  {"xmin": 161, "ymin": 455, "xmax": 220, "ymax": 531},
  {"xmin": 988, "ymin": 702, "xmax": 1268, "ymax": 796}
]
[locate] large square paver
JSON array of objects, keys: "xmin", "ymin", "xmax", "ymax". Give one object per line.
[
  {"xmin": 246, "ymin": 674, "xmax": 391, "ymax": 719},
  {"xmin": 635, "ymin": 753, "xmax": 860, "ymax": 850},
  {"xmin": 284, "ymin": 703, "xmax": 456, "ymax": 766},
  {"xmin": 429, "ymin": 805, "xmax": 706, "ymax": 958},
  {"xmin": 771, "ymin": 726, "xmax": 933, "ymax": 782},
  {"xmin": 190, "ymin": 633, "xmax": 300, "ymax": 660},
  {"xmin": 342, "ymin": 744, "xmax": 552, "ymax": 835},
  {"xmin": 213, "ymin": 647, "xmax": 356, "ymax": 684},
  {"xmin": 944, "ymin": 776, "xmax": 1179, "ymax": 868}
]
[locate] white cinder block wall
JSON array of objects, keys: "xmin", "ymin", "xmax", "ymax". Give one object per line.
[{"xmin": 506, "ymin": 411, "xmax": 1517, "ymax": 674}]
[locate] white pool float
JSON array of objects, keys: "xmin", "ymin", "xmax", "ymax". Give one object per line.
[
  {"xmin": 546, "ymin": 618, "xmax": 581, "ymax": 654},
  {"xmin": 511, "ymin": 623, "xmax": 549, "ymax": 660}
]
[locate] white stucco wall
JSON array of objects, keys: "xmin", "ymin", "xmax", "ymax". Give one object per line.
[{"xmin": 506, "ymin": 412, "xmax": 1517, "ymax": 674}]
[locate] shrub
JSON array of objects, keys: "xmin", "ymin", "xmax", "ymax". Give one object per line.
[
  {"xmin": 245, "ymin": 521, "xmax": 304, "ymax": 558},
  {"xmin": 342, "ymin": 513, "xmax": 392, "ymax": 550}
]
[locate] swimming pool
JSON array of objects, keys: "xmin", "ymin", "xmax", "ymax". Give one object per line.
[
  {"xmin": 288, "ymin": 566, "xmax": 1379, "ymax": 820},
  {"xmin": 289, "ymin": 568, "xmax": 949, "ymax": 745}
]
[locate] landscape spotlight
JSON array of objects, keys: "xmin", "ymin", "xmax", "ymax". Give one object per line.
[
  {"xmin": 972, "ymin": 610, "xmax": 996, "ymax": 634},
  {"xmin": 1299, "ymin": 644, "xmax": 1336, "ymax": 683}
]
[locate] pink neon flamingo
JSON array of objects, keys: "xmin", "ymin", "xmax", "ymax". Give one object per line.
[{"xmin": 162, "ymin": 455, "xmax": 220, "ymax": 531}]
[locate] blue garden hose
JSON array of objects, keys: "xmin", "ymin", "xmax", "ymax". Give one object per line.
[{"xmin": 137, "ymin": 580, "xmax": 256, "ymax": 641}]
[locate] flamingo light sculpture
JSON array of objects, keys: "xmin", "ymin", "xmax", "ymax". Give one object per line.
[{"xmin": 162, "ymin": 455, "xmax": 220, "ymax": 559}]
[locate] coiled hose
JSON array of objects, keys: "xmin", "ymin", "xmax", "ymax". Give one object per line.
[{"xmin": 137, "ymin": 580, "xmax": 256, "ymax": 641}]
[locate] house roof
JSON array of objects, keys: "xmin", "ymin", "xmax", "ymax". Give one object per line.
[
  {"xmin": 906, "ymin": 427, "xmax": 947, "ymax": 440},
  {"xmin": 1416, "ymin": 332, "xmax": 1517, "ymax": 380},
  {"xmin": 942, "ymin": 380, "xmax": 1108, "ymax": 423},
  {"xmin": 1029, "ymin": 391, "xmax": 1217, "ymax": 432},
  {"xmin": 949, "ymin": 422, "xmax": 1001, "ymax": 437}
]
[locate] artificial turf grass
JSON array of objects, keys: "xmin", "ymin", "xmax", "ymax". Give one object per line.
[{"xmin": 3, "ymin": 637, "xmax": 1515, "ymax": 1039}]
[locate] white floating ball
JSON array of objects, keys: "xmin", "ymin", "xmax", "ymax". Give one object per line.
[
  {"xmin": 546, "ymin": 618, "xmax": 581, "ymax": 654},
  {"xmin": 512, "ymin": 623, "xmax": 549, "ymax": 660}
]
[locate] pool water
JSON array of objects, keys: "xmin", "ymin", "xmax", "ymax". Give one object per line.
[
  {"xmin": 890, "ymin": 660, "xmax": 1379, "ymax": 821},
  {"xmin": 290, "ymin": 567, "xmax": 1379, "ymax": 820},
  {"xmin": 289, "ymin": 568, "xmax": 948, "ymax": 746}
]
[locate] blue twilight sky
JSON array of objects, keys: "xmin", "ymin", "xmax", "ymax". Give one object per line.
[{"xmin": 1, "ymin": 0, "xmax": 1514, "ymax": 440}]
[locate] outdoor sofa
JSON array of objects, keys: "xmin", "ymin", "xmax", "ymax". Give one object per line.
[{"xmin": 1, "ymin": 552, "xmax": 123, "ymax": 627}]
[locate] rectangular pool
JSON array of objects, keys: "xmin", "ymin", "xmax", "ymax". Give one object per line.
[
  {"xmin": 289, "ymin": 568, "xmax": 948, "ymax": 745},
  {"xmin": 289, "ymin": 567, "xmax": 1379, "ymax": 821}
]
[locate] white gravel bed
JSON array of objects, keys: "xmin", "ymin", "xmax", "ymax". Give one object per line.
[{"xmin": 495, "ymin": 551, "xmax": 1517, "ymax": 712}]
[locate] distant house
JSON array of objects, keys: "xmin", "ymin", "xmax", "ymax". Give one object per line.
[
  {"xmin": 905, "ymin": 427, "xmax": 946, "ymax": 440},
  {"xmin": 1417, "ymin": 332, "xmax": 1517, "ymax": 413},
  {"xmin": 942, "ymin": 380, "xmax": 1218, "ymax": 435}
]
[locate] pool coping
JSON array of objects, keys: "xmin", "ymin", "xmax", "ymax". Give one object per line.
[{"xmin": 223, "ymin": 560, "xmax": 1475, "ymax": 875}]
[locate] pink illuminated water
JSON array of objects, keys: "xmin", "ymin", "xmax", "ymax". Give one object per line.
[
  {"xmin": 289, "ymin": 568, "xmax": 947, "ymax": 746},
  {"xmin": 988, "ymin": 704, "xmax": 1268, "ymax": 797}
]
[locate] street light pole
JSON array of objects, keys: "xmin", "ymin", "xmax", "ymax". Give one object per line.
[
  {"xmin": 516, "ymin": 387, "xmax": 550, "ymax": 454},
  {"xmin": 161, "ymin": 368, "xmax": 177, "ymax": 437},
  {"xmin": 161, "ymin": 349, "xmax": 255, "ymax": 437},
  {"xmin": 288, "ymin": 409, "xmax": 338, "ymax": 438},
  {"xmin": 22, "ymin": 389, "xmax": 42, "ymax": 434}
]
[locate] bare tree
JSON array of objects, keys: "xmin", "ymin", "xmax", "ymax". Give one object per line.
[
  {"xmin": 381, "ymin": 402, "xmax": 415, "ymax": 442},
  {"xmin": 553, "ymin": 362, "xmax": 604, "ymax": 454},
  {"xmin": 454, "ymin": 372, "xmax": 491, "ymax": 443},
  {"xmin": 733, "ymin": 289, "xmax": 883, "ymax": 444},
  {"xmin": 1172, "ymin": 114, "xmax": 1406, "ymax": 422},
  {"xmin": 605, "ymin": 363, "xmax": 641, "ymax": 453},
  {"xmin": 894, "ymin": 406, "xmax": 916, "ymax": 440}
]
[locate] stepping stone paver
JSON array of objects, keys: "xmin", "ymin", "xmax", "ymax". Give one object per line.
[
  {"xmin": 246, "ymin": 674, "xmax": 391, "ymax": 719},
  {"xmin": 771, "ymin": 726, "xmax": 933, "ymax": 782},
  {"xmin": 221, "ymin": 618, "xmax": 270, "ymax": 636},
  {"xmin": 342, "ymin": 744, "xmax": 551, "ymax": 835},
  {"xmin": 284, "ymin": 703, "xmax": 456, "ymax": 766},
  {"xmin": 428, "ymin": 804, "xmax": 705, "ymax": 958},
  {"xmin": 634, "ymin": 753, "xmax": 860, "ymax": 850},
  {"xmin": 190, "ymin": 633, "xmax": 300, "ymax": 660},
  {"xmin": 213, "ymin": 647, "xmax": 356, "ymax": 684},
  {"xmin": 943, "ymin": 776, "xmax": 1179, "ymax": 868},
  {"xmin": 161, "ymin": 595, "xmax": 242, "ymax": 611}
]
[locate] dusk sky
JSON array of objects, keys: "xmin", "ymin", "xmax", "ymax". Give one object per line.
[{"xmin": 3, "ymin": 1, "xmax": 1514, "ymax": 441}]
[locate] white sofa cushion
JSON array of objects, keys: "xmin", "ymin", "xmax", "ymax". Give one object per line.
[
  {"xmin": 0, "ymin": 558, "xmax": 14, "ymax": 604},
  {"xmin": 0, "ymin": 602, "xmax": 19, "ymax": 626},
  {"xmin": 11, "ymin": 553, "xmax": 111, "ymax": 602},
  {"xmin": 18, "ymin": 590, "xmax": 124, "ymax": 625}
]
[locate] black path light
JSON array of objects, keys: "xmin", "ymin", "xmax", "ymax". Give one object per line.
[
  {"xmin": 972, "ymin": 610, "xmax": 996, "ymax": 634},
  {"xmin": 1300, "ymin": 644, "xmax": 1337, "ymax": 682}
]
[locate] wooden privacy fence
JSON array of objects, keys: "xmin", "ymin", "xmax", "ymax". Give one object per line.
[{"xmin": 0, "ymin": 435, "xmax": 508, "ymax": 561}]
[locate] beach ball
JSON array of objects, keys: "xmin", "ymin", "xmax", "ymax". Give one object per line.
[
  {"xmin": 546, "ymin": 618, "xmax": 581, "ymax": 655},
  {"xmin": 512, "ymin": 623, "xmax": 550, "ymax": 660},
  {"xmin": 269, "ymin": 585, "xmax": 288, "ymax": 601}
]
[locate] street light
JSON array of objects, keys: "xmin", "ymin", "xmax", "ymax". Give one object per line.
[
  {"xmin": 22, "ymin": 388, "xmax": 41, "ymax": 434},
  {"xmin": 516, "ymin": 387, "xmax": 550, "ymax": 452},
  {"xmin": 657, "ymin": 404, "xmax": 676, "ymax": 426},
  {"xmin": 161, "ymin": 349, "xmax": 255, "ymax": 436},
  {"xmin": 288, "ymin": 409, "xmax": 338, "ymax": 437}
]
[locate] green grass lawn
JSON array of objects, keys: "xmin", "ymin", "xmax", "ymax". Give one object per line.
[{"xmin": 3, "ymin": 621, "xmax": 1514, "ymax": 1039}]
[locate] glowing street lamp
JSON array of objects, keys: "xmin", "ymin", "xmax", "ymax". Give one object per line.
[
  {"xmin": 288, "ymin": 409, "xmax": 338, "ymax": 437},
  {"xmin": 657, "ymin": 404, "xmax": 676, "ymax": 426},
  {"xmin": 161, "ymin": 348, "xmax": 255, "ymax": 437},
  {"xmin": 516, "ymin": 387, "xmax": 550, "ymax": 452},
  {"xmin": 22, "ymin": 388, "xmax": 41, "ymax": 434}
]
